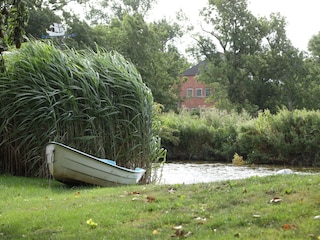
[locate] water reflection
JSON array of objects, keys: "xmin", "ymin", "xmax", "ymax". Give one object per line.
[{"xmin": 156, "ymin": 162, "xmax": 319, "ymax": 184}]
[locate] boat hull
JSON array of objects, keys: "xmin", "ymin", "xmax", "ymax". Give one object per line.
[{"xmin": 46, "ymin": 142, "xmax": 146, "ymax": 186}]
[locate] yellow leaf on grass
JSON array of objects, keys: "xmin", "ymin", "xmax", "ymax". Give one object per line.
[{"xmin": 86, "ymin": 218, "xmax": 98, "ymax": 228}]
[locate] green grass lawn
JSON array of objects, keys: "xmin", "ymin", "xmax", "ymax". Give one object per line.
[{"xmin": 0, "ymin": 173, "xmax": 319, "ymax": 239}]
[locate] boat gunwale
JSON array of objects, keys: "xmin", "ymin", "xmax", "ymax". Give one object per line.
[{"xmin": 47, "ymin": 142, "xmax": 146, "ymax": 174}]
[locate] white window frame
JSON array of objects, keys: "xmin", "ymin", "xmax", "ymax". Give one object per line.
[
  {"xmin": 196, "ymin": 88, "xmax": 202, "ymax": 98},
  {"xmin": 205, "ymin": 88, "xmax": 211, "ymax": 97},
  {"xmin": 186, "ymin": 88, "xmax": 193, "ymax": 98}
]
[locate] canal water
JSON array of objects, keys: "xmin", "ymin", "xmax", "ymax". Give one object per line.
[{"xmin": 155, "ymin": 162, "xmax": 319, "ymax": 184}]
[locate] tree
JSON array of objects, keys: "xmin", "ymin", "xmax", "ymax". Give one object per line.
[
  {"xmin": 88, "ymin": 1, "xmax": 189, "ymax": 110},
  {"xmin": 195, "ymin": 0, "xmax": 307, "ymax": 114},
  {"xmin": 254, "ymin": 13, "xmax": 307, "ymax": 111},
  {"xmin": 25, "ymin": 7, "xmax": 61, "ymax": 39},
  {"xmin": 0, "ymin": 0, "xmax": 28, "ymax": 53},
  {"xmin": 62, "ymin": 11, "xmax": 96, "ymax": 49},
  {"xmin": 28, "ymin": 0, "xmax": 90, "ymax": 11},
  {"xmin": 308, "ymin": 32, "xmax": 320, "ymax": 60},
  {"xmin": 197, "ymin": 0, "xmax": 266, "ymax": 113},
  {"xmin": 0, "ymin": 0, "xmax": 89, "ymax": 53},
  {"xmin": 86, "ymin": 0, "xmax": 156, "ymax": 24},
  {"xmin": 24, "ymin": 0, "xmax": 96, "ymax": 51},
  {"xmin": 302, "ymin": 32, "xmax": 320, "ymax": 109}
]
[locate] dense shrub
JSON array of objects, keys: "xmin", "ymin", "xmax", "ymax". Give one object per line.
[
  {"xmin": 237, "ymin": 109, "xmax": 320, "ymax": 166},
  {"xmin": 160, "ymin": 108, "xmax": 320, "ymax": 167},
  {"xmin": 0, "ymin": 41, "xmax": 163, "ymax": 179},
  {"xmin": 159, "ymin": 109, "xmax": 250, "ymax": 161}
]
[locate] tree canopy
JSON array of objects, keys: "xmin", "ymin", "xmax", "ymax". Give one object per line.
[
  {"xmin": 193, "ymin": 0, "xmax": 313, "ymax": 113},
  {"xmin": 2, "ymin": 0, "xmax": 320, "ymax": 112},
  {"xmin": 0, "ymin": 0, "xmax": 28, "ymax": 52}
]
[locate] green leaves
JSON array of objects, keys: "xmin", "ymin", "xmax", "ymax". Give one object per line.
[
  {"xmin": 0, "ymin": 41, "xmax": 160, "ymax": 178},
  {"xmin": 237, "ymin": 108, "xmax": 320, "ymax": 166},
  {"xmin": 91, "ymin": 11, "xmax": 189, "ymax": 111},
  {"xmin": 198, "ymin": 0, "xmax": 309, "ymax": 113},
  {"xmin": 0, "ymin": 0, "xmax": 28, "ymax": 52}
]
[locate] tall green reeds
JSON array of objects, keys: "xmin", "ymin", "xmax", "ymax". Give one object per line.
[{"xmin": 0, "ymin": 41, "xmax": 164, "ymax": 180}]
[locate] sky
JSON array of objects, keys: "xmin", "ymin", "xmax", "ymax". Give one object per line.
[{"xmin": 148, "ymin": 0, "xmax": 320, "ymax": 53}]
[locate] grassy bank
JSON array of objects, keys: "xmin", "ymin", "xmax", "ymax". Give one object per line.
[{"xmin": 1, "ymin": 174, "xmax": 319, "ymax": 239}]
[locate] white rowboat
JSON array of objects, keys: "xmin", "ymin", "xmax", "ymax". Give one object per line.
[{"xmin": 46, "ymin": 142, "xmax": 146, "ymax": 186}]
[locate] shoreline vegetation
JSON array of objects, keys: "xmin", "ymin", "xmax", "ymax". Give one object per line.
[
  {"xmin": 0, "ymin": 174, "xmax": 319, "ymax": 239},
  {"xmin": 160, "ymin": 108, "xmax": 320, "ymax": 167},
  {"xmin": 0, "ymin": 41, "xmax": 164, "ymax": 181}
]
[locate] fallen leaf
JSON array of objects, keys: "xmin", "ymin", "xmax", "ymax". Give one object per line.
[
  {"xmin": 129, "ymin": 191, "xmax": 140, "ymax": 195},
  {"xmin": 74, "ymin": 192, "xmax": 80, "ymax": 198},
  {"xmin": 270, "ymin": 197, "xmax": 282, "ymax": 203},
  {"xmin": 152, "ymin": 230, "xmax": 159, "ymax": 235},
  {"xmin": 146, "ymin": 196, "xmax": 156, "ymax": 202},
  {"xmin": 86, "ymin": 218, "xmax": 98, "ymax": 228},
  {"xmin": 171, "ymin": 229, "xmax": 192, "ymax": 238},
  {"xmin": 194, "ymin": 217, "xmax": 207, "ymax": 223},
  {"xmin": 183, "ymin": 231, "xmax": 192, "ymax": 237},
  {"xmin": 282, "ymin": 223, "xmax": 298, "ymax": 230},
  {"xmin": 173, "ymin": 225, "xmax": 183, "ymax": 230},
  {"xmin": 285, "ymin": 188, "xmax": 293, "ymax": 194},
  {"xmin": 282, "ymin": 224, "xmax": 291, "ymax": 230}
]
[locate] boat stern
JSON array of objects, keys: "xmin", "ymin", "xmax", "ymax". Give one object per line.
[{"xmin": 46, "ymin": 143, "xmax": 55, "ymax": 175}]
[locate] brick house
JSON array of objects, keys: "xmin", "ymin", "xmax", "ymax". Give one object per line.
[{"xmin": 178, "ymin": 61, "xmax": 214, "ymax": 110}]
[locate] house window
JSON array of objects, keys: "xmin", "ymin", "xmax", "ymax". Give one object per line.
[
  {"xmin": 205, "ymin": 88, "xmax": 211, "ymax": 97},
  {"xmin": 186, "ymin": 88, "xmax": 193, "ymax": 98},
  {"xmin": 196, "ymin": 88, "xmax": 202, "ymax": 97}
]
